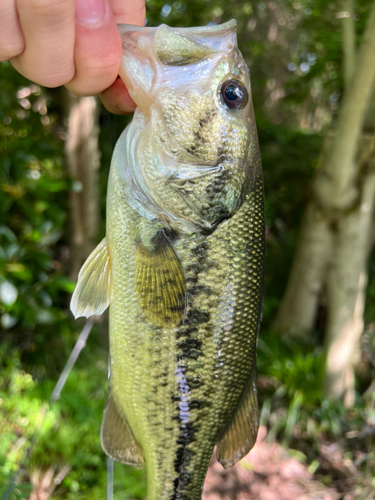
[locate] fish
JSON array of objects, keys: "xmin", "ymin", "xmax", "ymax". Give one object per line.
[{"xmin": 71, "ymin": 20, "xmax": 265, "ymax": 500}]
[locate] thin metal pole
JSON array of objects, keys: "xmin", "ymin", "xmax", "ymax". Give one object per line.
[
  {"xmin": 1, "ymin": 319, "xmax": 95, "ymax": 500},
  {"xmin": 106, "ymin": 356, "xmax": 114, "ymax": 500},
  {"xmin": 50, "ymin": 318, "xmax": 95, "ymax": 403},
  {"xmin": 107, "ymin": 457, "xmax": 114, "ymax": 500}
]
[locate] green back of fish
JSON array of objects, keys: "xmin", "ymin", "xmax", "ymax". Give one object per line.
[{"xmin": 105, "ymin": 153, "xmax": 265, "ymax": 500}]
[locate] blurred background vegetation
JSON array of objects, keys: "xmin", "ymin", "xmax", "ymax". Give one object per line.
[{"xmin": 1, "ymin": 0, "xmax": 375, "ymax": 498}]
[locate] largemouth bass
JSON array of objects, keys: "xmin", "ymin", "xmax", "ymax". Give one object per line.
[{"xmin": 71, "ymin": 20, "xmax": 265, "ymax": 500}]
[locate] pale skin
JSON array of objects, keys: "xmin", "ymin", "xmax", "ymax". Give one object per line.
[{"xmin": 0, "ymin": 0, "xmax": 146, "ymax": 114}]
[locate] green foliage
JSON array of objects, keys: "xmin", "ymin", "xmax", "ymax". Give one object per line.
[
  {"xmin": 258, "ymin": 331, "xmax": 325, "ymax": 407},
  {"xmin": 0, "ymin": 339, "xmax": 147, "ymax": 499},
  {"xmin": 257, "ymin": 329, "xmax": 325, "ymax": 445},
  {"xmin": 0, "ymin": 63, "xmax": 76, "ymax": 379}
]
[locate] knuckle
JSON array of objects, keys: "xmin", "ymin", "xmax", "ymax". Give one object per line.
[
  {"xmin": 0, "ymin": 41, "xmax": 24, "ymax": 61},
  {"xmin": 0, "ymin": 9, "xmax": 25, "ymax": 60},
  {"xmin": 127, "ymin": 2, "xmax": 146, "ymax": 17},
  {"xmin": 29, "ymin": 0, "xmax": 72, "ymax": 19},
  {"xmin": 42, "ymin": 68, "xmax": 75, "ymax": 88},
  {"xmin": 29, "ymin": 63, "xmax": 75, "ymax": 88}
]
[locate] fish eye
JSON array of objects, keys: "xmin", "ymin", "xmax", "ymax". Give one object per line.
[{"xmin": 220, "ymin": 80, "xmax": 248, "ymax": 110}]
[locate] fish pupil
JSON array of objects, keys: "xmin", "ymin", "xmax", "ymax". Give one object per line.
[
  {"xmin": 225, "ymin": 85, "xmax": 241, "ymax": 101},
  {"xmin": 221, "ymin": 79, "xmax": 248, "ymax": 109}
]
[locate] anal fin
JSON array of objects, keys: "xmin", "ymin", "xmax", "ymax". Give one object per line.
[
  {"xmin": 216, "ymin": 364, "xmax": 259, "ymax": 468},
  {"xmin": 135, "ymin": 230, "xmax": 186, "ymax": 327},
  {"xmin": 100, "ymin": 391, "xmax": 144, "ymax": 467},
  {"xmin": 70, "ymin": 237, "xmax": 111, "ymax": 318}
]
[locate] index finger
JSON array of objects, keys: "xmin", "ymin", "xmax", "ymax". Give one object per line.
[
  {"xmin": 99, "ymin": 0, "xmax": 145, "ymax": 113},
  {"xmin": 110, "ymin": 0, "xmax": 146, "ymax": 25}
]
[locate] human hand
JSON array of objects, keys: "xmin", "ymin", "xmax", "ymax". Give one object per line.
[{"xmin": 0, "ymin": 0, "xmax": 146, "ymax": 114}]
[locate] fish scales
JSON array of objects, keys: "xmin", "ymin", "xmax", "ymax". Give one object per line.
[
  {"xmin": 71, "ymin": 20, "xmax": 265, "ymax": 500},
  {"xmin": 108, "ymin": 169, "xmax": 264, "ymax": 500}
]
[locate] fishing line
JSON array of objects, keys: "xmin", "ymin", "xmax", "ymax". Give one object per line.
[{"xmin": 1, "ymin": 318, "xmax": 95, "ymax": 500}]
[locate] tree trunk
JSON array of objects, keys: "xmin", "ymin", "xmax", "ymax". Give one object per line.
[
  {"xmin": 323, "ymin": 0, "xmax": 375, "ymax": 401},
  {"xmin": 324, "ymin": 138, "xmax": 375, "ymax": 405},
  {"xmin": 363, "ymin": 80, "xmax": 375, "ymax": 255},
  {"xmin": 272, "ymin": 200, "xmax": 333, "ymax": 337},
  {"xmin": 63, "ymin": 90, "xmax": 101, "ymax": 279},
  {"xmin": 274, "ymin": 2, "xmax": 375, "ymax": 340}
]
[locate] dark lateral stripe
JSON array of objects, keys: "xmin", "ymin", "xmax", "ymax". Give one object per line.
[
  {"xmin": 171, "ymin": 240, "xmax": 210, "ymax": 500},
  {"xmin": 178, "ymin": 338, "xmax": 204, "ymax": 360}
]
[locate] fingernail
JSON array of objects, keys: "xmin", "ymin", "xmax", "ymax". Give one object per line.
[
  {"xmin": 117, "ymin": 102, "xmax": 136, "ymax": 114},
  {"xmin": 75, "ymin": 0, "xmax": 106, "ymax": 25}
]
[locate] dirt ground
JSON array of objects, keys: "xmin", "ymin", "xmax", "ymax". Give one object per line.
[{"xmin": 203, "ymin": 426, "xmax": 340, "ymax": 500}]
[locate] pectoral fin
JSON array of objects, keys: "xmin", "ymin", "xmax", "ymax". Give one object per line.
[
  {"xmin": 135, "ymin": 230, "xmax": 186, "ymax": 327},
  {"xmin": 70, "ymin": 237, "xmax": 111, "ymax": 318},
  {"xmin": 216, "ymin": 364, "xmax": 259, "ymax": 468},
  {"xmin": 101, "ymin": 392, "xmax": 144, "ymax": 466}
]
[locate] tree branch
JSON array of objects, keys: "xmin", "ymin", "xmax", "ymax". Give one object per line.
[
  {"xmin": 316, "ymin": 0, "xmax": 375, "ymax": 209},
  {"xmin": 340, "ymin": 0, "xmax": 356, "ymax": 89}
]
